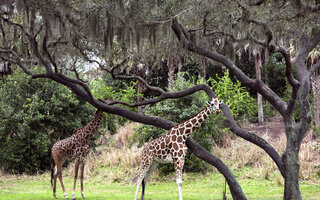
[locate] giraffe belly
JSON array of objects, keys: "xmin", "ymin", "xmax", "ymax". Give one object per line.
[{"xmin": 154, "ymin": 154, "xmax": 173, "ymax": 164}]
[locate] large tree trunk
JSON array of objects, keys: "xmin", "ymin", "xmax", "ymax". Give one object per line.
[
  {"xmin": 255, "ymin": 52, "xmax": 264, "ymax": 125},
  {"xmin": 311, "ymin": 70, "xmax": 320, "ymax": 129},
  {"xmin": 168, "ymin": 56, "xmax": 175, "ymax": 90},
  {"xmin": 283, "ymin": 150, "xmax": 302, "ymax": 199},
  {"xmin": 282, "ymin": 117, "xmax": 302, "ymax": 199},
  {"xmin": 137, "ymin": 80, "xmax": 143, "ymax": 114},
  {"xmin": 199, "ymin": 57, "xmax": 206, "ymax": 82},
  {"xmin": 178, "ymin": 55, "xmax": 184, "ymax": 78}
]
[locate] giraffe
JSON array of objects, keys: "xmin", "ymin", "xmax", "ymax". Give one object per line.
[
  {"xmin": 51, "ymin": 108, "xmax": 104, "ymax": 200},
  {"xmin": 134, "ymin": 97, "xmax": 223, "ymax": 200}
]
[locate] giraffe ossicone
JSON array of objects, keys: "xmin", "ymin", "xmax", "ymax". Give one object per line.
[
  {"xmin": 51, "ymin": 108, "xmax": 104, "ymax": 200},
  {"xmin": 134, "ymin": 97, "xmax": 223, "ymax": 200}
]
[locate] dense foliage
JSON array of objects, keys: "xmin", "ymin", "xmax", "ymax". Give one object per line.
[
  {"xmin": 90, "ymin": 74, "xmax": 141, "ymax": 131},
  {"xmin": 0, "ymin": 71, "xmax": 95, "ymax": 174}
]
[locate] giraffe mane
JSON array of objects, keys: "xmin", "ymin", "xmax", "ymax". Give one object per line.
[{"xmin": 172, "ymin": 106, "xmax": 209, "ymax": 129}]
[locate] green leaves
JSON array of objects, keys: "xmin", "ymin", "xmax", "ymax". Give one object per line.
[{"xmin": 208, "ymin": 70, "xmax": 257, "ymax": 121}]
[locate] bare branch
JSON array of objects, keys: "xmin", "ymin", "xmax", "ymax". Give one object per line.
[
  {"xmin": 310, "ymin": 59, "xmax": 320, "ymax": 74},
  {"xmin": 108, "ymin": 83, "xmax": 215, "ymax": 109},
  {"xmin": 293, "ymin": 0, "xmax": 320, "ymax": 12},
  {"xmin": 204, "ymin": 29, "xmax": 248, "ymax": 42},
  {"xmin": 248, "ymin": 0, "xmax": 267, "ymax": 6},
  {"xmin": 221, "ymin": 103, "xmax": 285, "ymax": 176},
  {"xmin": 114, "ymin": 75, "xmax": 165, "ymax": 94}
]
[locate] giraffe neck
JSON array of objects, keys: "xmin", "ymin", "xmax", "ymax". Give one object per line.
[
  {"xmin": 178, "ymin": 106, "xmax": 212, "ymax": 138},
  {"xmin": 76, "ymin": 110, "xmax": 104, "ymax": 141}
]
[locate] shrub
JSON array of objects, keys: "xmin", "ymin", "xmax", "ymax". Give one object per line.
[
  {"xmin": 90, "ymin": 76, "xmax": 141, "ymax": 132},
  {"xmin": 208, "ymin": 70, "xmax": 258, "ymax": 121}
]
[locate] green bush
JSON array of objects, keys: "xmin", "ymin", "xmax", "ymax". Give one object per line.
[
  {"xmin": 90, "ymin": 75, "xmax": 141, "ymax": 131},
  {"xmin": 208, "ymin": 70, "xmax": 258, "ymax": 121},
  {"xmin": 0, "ymin": 71, "xmax": 95, "ymax": 174}
]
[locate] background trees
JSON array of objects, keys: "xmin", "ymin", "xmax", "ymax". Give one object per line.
[{"xmin": 0, "ymin": 1, "xmax": 320, "ymax": 199}]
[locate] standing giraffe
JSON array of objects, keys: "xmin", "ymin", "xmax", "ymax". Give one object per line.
[
  {"xmin": 51, "ymin": 108, "xmax": 104, "ymax": 200},
  {"xmin": 134, "ymin": 97, "xmax": 223, "ymax": 200}
]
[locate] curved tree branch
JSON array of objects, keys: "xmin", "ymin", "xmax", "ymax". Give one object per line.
[
  {"xmin": 172, "ymin": 18, "xmax": 287, "ymax": 115},
  {"xmin": 293, "ymin": 0, "xmax": 320, "ymax": 12},
  {"xmin": 221, "ymin": 103, "xmax": 285, "ymax": 176}
]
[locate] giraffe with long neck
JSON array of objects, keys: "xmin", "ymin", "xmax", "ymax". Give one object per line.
[
  {"xmin": 51, "ymin": 109, "xmax": 104, "ymax": 200},
  {"xmin": 134, "ymin": 97, "xmax": 223, "ymax": 200}
]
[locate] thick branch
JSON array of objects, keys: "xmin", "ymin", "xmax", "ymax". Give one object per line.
[
  {"xmin": 108, "ymin": 83, "xmax": 215, "ymax": 108},
  {"xmin": 186, "ymin": 138, "xmax": 247, "ymax": 200},
  {"xmin": 293, "ymin": 0, "xmax": 320, "ymax": 12},
  {"xmin": 114, "ymin": 75, "xmax": 165, "ymax": 94},
  {"xmin": 280, "ymin": 50, "xmax": 300, "ymax": 115},
  {"xmin": 309, "ymin": 58, "xmax": 320, "ymax": 74},
  {"xmin": 294, "ymin": 30, "xmax": 320, "ymax": 141},
  {"xmin": 221, "ymin": 103, "xmax": 285, "ymax": 177}
]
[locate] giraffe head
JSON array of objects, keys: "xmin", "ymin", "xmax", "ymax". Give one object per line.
[{"xmin": 206, "ymin": 97, "xmax": 223, "ymax": 114}]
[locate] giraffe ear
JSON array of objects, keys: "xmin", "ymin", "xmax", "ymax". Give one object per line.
[
  {"xmin": 219, "ymin": 100, "xmax": 223, "ymax": 104},
  {"xmin": 206, "ymin": 101, "xmax": 211, "ymax": 105}
]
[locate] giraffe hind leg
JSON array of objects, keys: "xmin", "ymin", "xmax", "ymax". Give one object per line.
[
  {"xmin": 134, "ymin": 156, "xmax": 153, "ymax": 200},
  {"xmin": 140, "ymin": 161, "xmax": 159, "ymax": 200},
  {"xmin": 72, "ymin": 159, "xmax": 80, "ymax": 200},
  {"xmin": 53, "ymin": 165, "xmax": 58, "ymax": 199}
]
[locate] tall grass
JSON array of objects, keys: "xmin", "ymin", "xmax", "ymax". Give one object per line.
[
  {"xmin": 63, "ymin": 121, "xmax": 320, "ymax": 186},
  {"xmin": 213, "ymin": 130, "xmax": 320, "ymax": 182}
]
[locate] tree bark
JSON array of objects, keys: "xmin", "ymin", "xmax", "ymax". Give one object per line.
[
  {"xmin": 311, "ymin": 70, "xmax": 320, "ymax": 129},
  {"xmin": 178, "ymin": 55, "xmax": 184, "ymax": 78},
  {"xmin": 137, "ymin": 79, "xmax": 143, "ymax": 114},
  {"xmin": 199, "ymin": 57, "xmax": 206, "ymax": 82},
  {"xmin": 255, "ymin": 52, "xmax": 264, "ymax": 124},
  {"xmin": 168, "ymin": 56, "xmax": 175, "ymax": 90}
]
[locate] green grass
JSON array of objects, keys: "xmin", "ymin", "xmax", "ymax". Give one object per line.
[{"xmin": 0, "ymin": 168, "xmax": 320, "ymax": 200}]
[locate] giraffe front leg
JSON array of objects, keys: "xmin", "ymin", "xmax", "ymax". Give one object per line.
[
  {"xmin": 72, "ymin": 159, "xmax": 80, "ymax": 200},
  {"xmin": 58, "ymin": 170, "xmax": 69, "ymax": 199},
  {"xmin": 174, "ymin": 157, "xmax": 185, "ymax": 200}
]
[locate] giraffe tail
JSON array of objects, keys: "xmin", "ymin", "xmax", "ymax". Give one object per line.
[{"xmin": 50, "ymin": 159, "xmax": 55, "ymax": 187}]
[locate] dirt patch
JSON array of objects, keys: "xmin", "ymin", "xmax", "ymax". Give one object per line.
[
  {"xmin": 241, "ymin": 116, "xmax": 320, "ymax": 147},
  {"xmin": 242, "ymin": 116, "xmax": 285, "ymax": 141}
]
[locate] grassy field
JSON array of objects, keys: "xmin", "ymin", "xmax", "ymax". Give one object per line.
[{"xmin": 0, "ymin": 168, "xmax": 320, "ymax": 200}]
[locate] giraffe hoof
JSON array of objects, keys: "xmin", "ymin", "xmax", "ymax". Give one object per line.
[
  {"xmin": 81, "ymin": 192, "xmax": 85, "ymax": 199},
  {"xmin": 72, "ymin": 198, "xmax": 76, "ymax": 200}
]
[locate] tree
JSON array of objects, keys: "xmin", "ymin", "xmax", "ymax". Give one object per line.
[
  {"xmin": 254, "ymin": 50, "xmax": 264, "ymax": 124},
  {"xmin": 171, "ymin": 1, "xmax": 320, "ymax": 199},
  {"xmin": 1, "ymin": 1, "xmax": 320, "ymax": 200}
]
